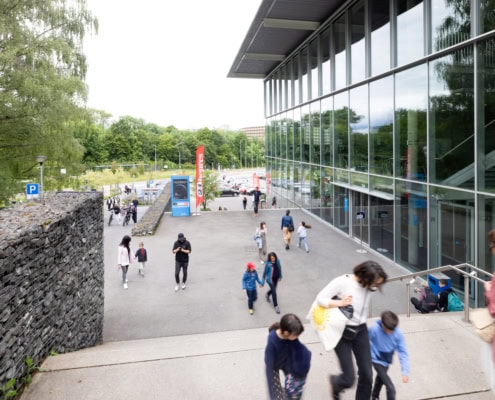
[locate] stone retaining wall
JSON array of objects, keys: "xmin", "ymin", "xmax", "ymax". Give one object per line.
[
  {"xmin": 131, "ymin": 183, "xmax": 171, "ymax": 236},
  {"xmin": 0, "ymin": 192, "xmax": 104, "ymax": 390}
]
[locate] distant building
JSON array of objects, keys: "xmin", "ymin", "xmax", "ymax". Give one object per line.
[{"xmin": 240, "ymin": 126, "xmax": 265, "ymax": 139}]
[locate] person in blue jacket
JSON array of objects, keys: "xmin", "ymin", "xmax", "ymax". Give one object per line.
[
  {"xmin": 242, "ymin": 261, "xmax": 263, "ymax": 315},
  {"xmin": 369, "ymin": 310, "xmax": 410, "ymax": 400},
  {"xmin": 262, "ymin": 252, "xmax": 283, "ymax": 314},
  {"xmin": 264, "ymin": 313, "xmax": 311, "ymax": 400}
]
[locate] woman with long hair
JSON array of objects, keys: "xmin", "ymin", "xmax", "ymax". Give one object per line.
[{"xmin": 117, "ymin": 235, "xmax": 133, "ymax": 289}]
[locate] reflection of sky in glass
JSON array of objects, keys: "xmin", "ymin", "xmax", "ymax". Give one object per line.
[
  {"xmin": 395, "ymin": 65, "xmax": 427, "ymax": 110},
  {"xmin": 371, "ymin": 24, "xmax": 390, "ymax": 76},
  {"xmin": 397, "ymin": 3, "xmax": 424, "ymax": 66},
  {"xmin": 335, "ymin": 51, "xmax": 346, "ymax": 89},
  {"xmin": 351, "ymin": 39, "xmax": 365, "ymax": 84},
  {"xmin": 370, "ymin": 77, "xmax": 393, "ymax": 129},
  {"xmin": 430, "ymin": 55, "xmax": 453, "ymax": 97},
  {"xmin": 350, "ymin": 85, "xmax": 368, "ymax": 133}
]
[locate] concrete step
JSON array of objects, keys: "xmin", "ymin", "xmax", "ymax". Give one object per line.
[{"xmin": 20, "ymin": 312, "xmax": 494, "ymax": 400}]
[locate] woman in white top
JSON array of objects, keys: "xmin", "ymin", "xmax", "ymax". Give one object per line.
[
  {"xmin": 316, "ymin": 260, "xmax": 388, "ymax": 400},
  {"xmin": 255, "ymin": 221, "xmax": 268, "ymax": 264},
  {"xmin": 117, "ymin": 235, "xmax": 133, "ymax": 289}
]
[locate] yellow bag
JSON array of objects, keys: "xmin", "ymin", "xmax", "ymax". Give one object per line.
[
  {"xmin": 471, "ymin": 308, "xmax": 495, "ymax": 343},
  {"xmin": 307, "ymin": 301, "xmax": 347, "ymax": 351}
]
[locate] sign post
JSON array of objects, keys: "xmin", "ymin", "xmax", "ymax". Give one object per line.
[{"xmin": 26, "ymin": 183, "xmax": 39, "ymax": 200}]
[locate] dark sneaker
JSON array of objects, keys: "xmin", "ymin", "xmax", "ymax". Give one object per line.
[
  {"xmin": 265, "ymin": 292, "xmax": 271, "ymax": 303},
  {"xmin": 329, "ymin": 375, "xmax": 339, "ymax": 400}
]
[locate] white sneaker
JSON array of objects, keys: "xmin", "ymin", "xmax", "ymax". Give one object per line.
[
  {"xmin": 181, "ymin": 283, "xmax": 186, "ymax": 290},
  {"xmin": 175, "ymin": 284, "xmax": 179, "ymax": 292},
  {"xmin": 260, "ymin": 260, "xmax": 265, "ymax": 264},
  {"xmin": 123, "ymin": 283, "xmax": 128, "ymax": 289}
]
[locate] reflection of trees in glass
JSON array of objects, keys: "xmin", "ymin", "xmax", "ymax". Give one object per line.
[
  {"xmin": 430, "ymin": 48, "xmax": 474, "ymax": 182},
  {"xmin": 433, "ymin": 0, "xmax": 471, "ymax": 51},
  {"xmin": 335, "ymin": 107, "xmax": 361, "ymax": 169},
  {"xmin": 371, "ymin": 123, "xmax": 393, "ymax": 175}
]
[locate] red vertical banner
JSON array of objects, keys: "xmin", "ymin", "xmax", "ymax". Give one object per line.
[{"xmin": 196, "ymin": 145, "xmax": 204, "ymax": 206}]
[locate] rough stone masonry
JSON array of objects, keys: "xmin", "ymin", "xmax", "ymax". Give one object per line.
[{"xmin": 0, "ymin": 192, "xmax": 104, "ymax": 389}]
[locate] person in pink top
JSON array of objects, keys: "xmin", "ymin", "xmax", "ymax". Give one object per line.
[{"xmin": 484, "ymin": 230, "xmax": 495, "ymax": 361}]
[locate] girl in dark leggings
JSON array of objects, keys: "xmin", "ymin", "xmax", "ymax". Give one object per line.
[{"xmin": 262, "ymin": 252, "xmax": 283, "ymax": 314}]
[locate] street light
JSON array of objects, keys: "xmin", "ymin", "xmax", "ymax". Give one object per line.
[
  {"xmin": 36, "ymin": 155, "xmax": 47, "ymax": 202},
  {"xmin": 176, "ymin": 141, "xmax": 184, "ymax": 169}
]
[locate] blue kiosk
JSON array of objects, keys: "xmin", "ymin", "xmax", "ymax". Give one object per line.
[{"xmin": 171, "ymin": 176, "xmax": 190, "ymax": 217}]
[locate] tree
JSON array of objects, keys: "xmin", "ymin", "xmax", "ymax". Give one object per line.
[
  {"xmin": 0, "ymin": 0, "xmax": 98, "ymax": 204},
  {"xmin": 199, "ymin": 170, "xmax": 218, "ymax": 211}
]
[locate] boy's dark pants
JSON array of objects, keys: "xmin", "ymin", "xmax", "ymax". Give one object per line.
[{"xmin": 372, "ymin": 362, "xmax": 396, "ymax": 400}]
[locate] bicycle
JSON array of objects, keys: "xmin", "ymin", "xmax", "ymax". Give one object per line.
[{"xmin": 123, "ymin": 209, "xmax": 132, "ymax": 226}]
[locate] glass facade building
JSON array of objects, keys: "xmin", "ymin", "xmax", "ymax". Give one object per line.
[{"xmin": 232, "ymin": 0, "xmax": 495, "ymax": 287}]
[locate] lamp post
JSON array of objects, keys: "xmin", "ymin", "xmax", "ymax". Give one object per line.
[
  {"xmin": 36, "ymin": 155, "xmax": 47, "ymax": 202},
  {"xmin": 176, "ymin": 141, "xmax": 184, "ymax": 169}
]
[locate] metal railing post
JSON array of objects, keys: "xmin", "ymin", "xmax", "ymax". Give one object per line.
[
  {"xmin": 406, "ymin": 282, "xmax": 411, "ymax": 318},
  {"xmin": 464, "ymin": 274, "xmax": 470, "ymax": 322}
]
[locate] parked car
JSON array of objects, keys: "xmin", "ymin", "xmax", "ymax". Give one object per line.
[{"xmin": 218, "ymin": 187, "xmax": 240, "ymax": 197}]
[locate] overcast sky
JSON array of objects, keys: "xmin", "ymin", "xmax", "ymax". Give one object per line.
[{"xmin": 83, "ymin": 0, "xmax": 264, "ymax": 131}]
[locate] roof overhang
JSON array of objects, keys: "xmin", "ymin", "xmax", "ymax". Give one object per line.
[{"xmin": 228, "ymin": 0, "xmax": 347, "ymax": 80}]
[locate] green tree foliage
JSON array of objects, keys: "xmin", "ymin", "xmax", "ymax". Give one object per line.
[
  {"xmin": 199, "ymin": 170, "xmax": 218, "ymax": 210},
  {"xmin": 0, "ymin": 0, "xmax": 97, "ymax": 203}
]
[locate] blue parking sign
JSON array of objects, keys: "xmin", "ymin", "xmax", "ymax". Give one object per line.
[{"xmin": 26, "ymin": 183, "xmax": 39, "ymax": 195}]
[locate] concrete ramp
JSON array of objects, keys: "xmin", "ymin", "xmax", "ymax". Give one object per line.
[{"xmin": 20, "ymin": 312, "xmax": 494, "ymax": 400}]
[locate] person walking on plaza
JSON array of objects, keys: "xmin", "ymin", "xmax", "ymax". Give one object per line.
[
  {"xmin": 369, "ymin": 311, "xmax": 410, "ymax": 400},
  {"xmin": 314, "ymin": 260, "xmax": 388, "ymax": 400},
  {"xmin": 255, "ymin": 221, "xmax": 268, "ymax": 264},
  {"xmin": 134, "ymin": 241, "xmax": 148, "ymax": 277},
  {"xmin": 281, "ymin": 210, "xmax": 294, "ymax": 250},
  {"xmin": 296, "ymin": 221, "xmax": 311, "ymax": 253},
  {"xmin": 117, "ymin": 235, "xmax": 133, "ymax": 289},
  {"xmin": 262, "ymin": 252, "xmax": 283, "ymax": 314},
  {"xmin": 242, "ymin": 262, "xmax": 263, "ymax": 315},
  {"xmin": 242, "ymin": 196, "xmax": 248, "ymax": 210},
  {"xmin": 264, "ymin": 313, "xmax": 311, "ymax": 400},
  {"xmin": 253, "ymin": 187, "xmax": 262, "ymax": 216},
  {"xmin": 172, "ymin": 233, "xmax": 192, "ymax": 291}
]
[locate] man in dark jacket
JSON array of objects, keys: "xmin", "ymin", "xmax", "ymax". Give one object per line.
[{"xmin": 172, "ymin": 233, "xmax": 192, "ymax": 291}]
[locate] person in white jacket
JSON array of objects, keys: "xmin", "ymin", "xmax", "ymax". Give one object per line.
[
  {"xmin": 117, "ymin": 235, "xmax": 133, "ymax": 289},
  {"xmin": 296, "ymin": 221, "xmax": 310, "ymax": 253}
]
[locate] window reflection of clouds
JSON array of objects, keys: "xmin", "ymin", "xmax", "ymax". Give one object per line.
[
  {"xmin": 371, "ymin": 24, "xmax": 390, "ymax": 76},
  {"xmin": 397, "ymin": 2, "xmax": 424, "ymax": 66},
  {"xmin": 395, "ymin": 65, "xmax": 427, "ymax": 110},
  {"xmin": 350, "ymin": 85, "xmax": 369, "ymax": 134}
]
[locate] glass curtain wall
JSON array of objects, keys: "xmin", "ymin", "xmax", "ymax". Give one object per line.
[{"xmin": 263, "ymin": 0, "xmax": 495, "ymax": 282}]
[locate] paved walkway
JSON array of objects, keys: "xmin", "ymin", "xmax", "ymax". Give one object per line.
[{"xmin": 20, "ymin": 196, "xmax": 495, "ymax": 399}]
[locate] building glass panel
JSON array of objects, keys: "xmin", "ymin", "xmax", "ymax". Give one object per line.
[
  {"xmin": 310, "ymin": 165, "xmax": 322, "ymax": 217},
  {"xmin": 301, "ymin": 49, "xmax": 309, "ymax": 104},
  {"xmin": 321, "ymin": 27, "xmax": 331, "ymax": 95},
  {"xmin": 287, "ymin": 109, "xmax": 294, "ymax": 161},
  {"xmin": 370, "ymin": 76, "xmax": 393, "ymax": 176},
  {"xmin": 370, "ymin": 179, "xmax": 394, "ymax": 260},
  {"xmin": 280, "ymin": 112, "xmax": 288, "ymax": 159},
  {"xmin": 301, "ymin": 104, "xmax": 311, "ymax": 163},
  {"xmin": 335, "ymin": 185, "xmax": 350, "ymax": 234},
  {"xmin": 293, "ymin": 57, "xmax": 300, "ymax": 106},
  {"xmin": 429, "ymin": 47, "xmax": 474, "ymax": 187},
  {"xmin": 309, "ymin": 38, "xmax": 319, "ymax": 99},
  {"xmin": 335, "ymin": 91, "xmax": 349, "ymax": 169},
  {"xmin": 310, "ymin": 101, "xmax": 321, "ymax": 165},
  {"xmin": 334, "ymin": 14, "xmax": 347, "ymax": 89},
  {"xmin": 349, "ymin": 84, "xmax": 369, "ymax": 172},
  {"xmin": 431, "ymin": 0, "xmax": 471, "ymax": 52},
  {"xmin": 350, "ymin": 2, "xmax": 365, "ymax": 83},
  {"xmin": 321, "ymin": 96, "xmax": 334, "ymax": 167},
  {"xmin": 395, "ymin": 64, "xmax": 427, "ymax": 181},
  {"xmin": 481, "ymin": 0, "xmax": 495, "ymax": 33},
  {"xmin": 266, "ymin": 117, "xmax": 274, "ymax": 158},
  {"xmin": 273, "ymin": 115, "xmax": 280, "ymax": 158},
  {"xmin": 321, "ymin": 167, "xmax": 335, "ymax": 224},
  {"xmin": 396, "ymin": 0, "xmax": 424, "ymax": 67},
  {"xmin": 429, "ymin": 186, "xmax": 474, "ymax": 273},
  {"xmin": 294, "ymin": 108, "xmax": 302, "ymax": 162},
  {"xmin": 479, "ymin": 38, "xmax": 495, "ymax": 193},
  {"xmin": 395, "ymin": 180, "xmax": 427, "ymax": 271},
  {"xmin": 370, "ymin": 0, "xmax": 390, "ymax": 76}
]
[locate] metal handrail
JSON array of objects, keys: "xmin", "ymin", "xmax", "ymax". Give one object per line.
[{"xmin": 382, "ymin": 263, "xmax": 493, "ymax": 322}]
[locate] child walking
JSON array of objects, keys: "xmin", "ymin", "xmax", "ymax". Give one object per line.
[
  {"xmin": 369, "ymin": 310, "xmax": 410, "ymax": 400},
  {"xmin": 117, "ymin": 235, "xmax": 133, "ymax": 289},
  {"xmin": 134, "ymin": 241, "xmax": 148, "ymax": 277},
  {"xmin": 296, "ymin": 221, "xmax": 311, "ymax": 253},
  {"xmin": 242, "ymin": 262, "xmax": 263, "ymax": 315},
  {"xmin": 264, "ymin": 313, "xmax": 311, "ymax": 400}
]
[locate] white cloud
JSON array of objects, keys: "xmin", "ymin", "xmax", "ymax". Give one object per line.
[{"xmin": 83, "ymin": 0, "xmax": 264, "ymax": 130}]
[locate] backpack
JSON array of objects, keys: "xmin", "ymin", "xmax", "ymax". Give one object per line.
[{"xmin": 447, "ymin": 292, "xmax": 464, "ymax": 312}]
